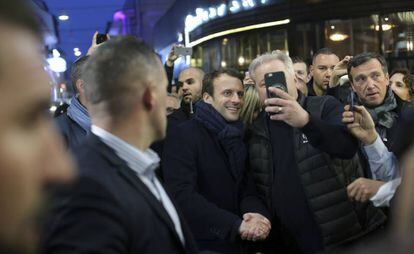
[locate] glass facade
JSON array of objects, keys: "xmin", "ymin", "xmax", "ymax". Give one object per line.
[
  {"xmin": 191, "ymin": 27, "xmax": 288, "ymax": 72},
  {"xmin": 190, "ymin": 10, "xmax": 414, "ymax": 73},
  {"xmin": 382, "ymin": 11, "xmax": 414, "ymax": 71},
  {"xmin": 324, "ymin": 16, "xmax": 380, "ymax": 57}
]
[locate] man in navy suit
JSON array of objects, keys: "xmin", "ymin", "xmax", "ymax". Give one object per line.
[
  {"xmin": 43, "ymin": 36, "xmax": 198, "ymax": 254},
  {"xmin": 163, "ymin": 69, "xmax": 271, "ymax": 253}
]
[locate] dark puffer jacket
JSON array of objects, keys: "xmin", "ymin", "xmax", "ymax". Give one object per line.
[{"xmin": 247, "ymin": 95, "xmax": 386, "ymax": 249}]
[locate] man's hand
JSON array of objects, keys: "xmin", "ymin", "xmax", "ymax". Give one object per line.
[
  {"xmin": 166, "ymin": 44, "xmax": 182, "ymax": 67},
  {"xmin": 239, "ymin": 213, "xmax": 271, "ymax": 241},
  {"xmin": 87, "ymin": 31, "xmax": 110, "ymax": 55},
  {"xmin": 329, "ymin": 56, "xmax": 352, "ymax": 88},
  {"xmin": 264, "ymin": 87, "xmax": 309, "ymax": 128},
  {"xmin": 347, "ymin": 177, "xmax": 385, "ymax": 202},
  {"xmin": 342, "ymin": 105, "xmax": 378, "ymax": 145}
]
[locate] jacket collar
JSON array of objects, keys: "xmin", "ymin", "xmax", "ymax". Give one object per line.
[{"xmin": 84, "ymin": 134, "xmax": 187, "ymax": 250}]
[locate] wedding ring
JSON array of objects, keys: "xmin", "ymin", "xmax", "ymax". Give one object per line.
[{"xmin": 278, "ymin": 106, "xmax": 283, "ymax": 113}]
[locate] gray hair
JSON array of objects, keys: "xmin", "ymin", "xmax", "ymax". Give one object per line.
[{"xmin": 248, "ymin": 50, "xmax": 295, "ymax": 82}]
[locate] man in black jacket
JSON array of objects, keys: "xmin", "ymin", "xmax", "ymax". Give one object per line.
[
  {"xmin": 55, "ymin": 55, "xmax": 90, "ymax": 150},
  {"xmin": 163, "ymin": 69, "xmax": 271, "ymax": 253},
  {"xmin": 43, "ymin": 37, "xmax": 198, "ymax": 254},
  {"xmin": 307, "ymin": 48, "xmax": 339, "ymax": 96},
  {"xmin": 338, "ymin": 53, "xmax": 412, "ymax": 208},
  {"xmin": 151, "ymin": 66, "xmax": 204, "ymax": 160},
  {"xmin": 347, "ymin": 52, "xmax": 410, "ymax": 150},
  {"xmin": 169, "ymin": 67, "xmax": 205, "ymax": 127},
  {"xmin": 247, "ymin": 51, "xmax": 385, "ymax": 253}
]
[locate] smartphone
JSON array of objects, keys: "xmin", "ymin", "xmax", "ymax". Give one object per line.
[
  {"xmin": 265, "ymin": 72, "xmax": 288, "ymax": 98},
  {"xmin": 174, "ymin": 46, "xmax": 192, "ymax": 56},
  {"xmin": 349, "ymin": 90, "xmax": 355, "ymax": 111},
  {"xmin": 96, "ymin": 33, "xmax": 108, "ymax": 44}
]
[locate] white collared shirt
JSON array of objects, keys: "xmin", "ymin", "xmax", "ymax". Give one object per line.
[
  {"xmin": 91, "ymin": 125, "xmax": 185, "ymax": 244},
  {"xmin": 363, "ymin": 136, "xmax": 401, "ymax": 207},
  {"xmin": 364, "ymin": 135, "xmax": 400, "ymax": 181}
]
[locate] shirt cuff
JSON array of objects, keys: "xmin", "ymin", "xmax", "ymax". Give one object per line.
[
  {"xmin": 363, "ymin": 135, "xmax": 387, "ymax": 162},
  {"xmin": 370, "ymin": 178, "xmax": 401, "ymax": 207}
]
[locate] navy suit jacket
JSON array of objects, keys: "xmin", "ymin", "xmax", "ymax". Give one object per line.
[
  {"xmin": 43, "ymin": 134, "xmax": 198, "ymax": 254},
  {"xmin": 163, "ymin": 119, "xmax": 269, "ymax": 253},
  {"xmin": 54, "ymin": 112, "xmax": 87, "ymax": 151}
]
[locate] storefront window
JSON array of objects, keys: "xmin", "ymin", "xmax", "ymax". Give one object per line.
[
  {"xmin": 324, "ymin": 16, "xmax": 379, "ymax": 57},
  {"xmin": 383, "ymin": 11, "xmax": 414, "ymax": 57},
  {"xmin": 382, "ymin": 11, "xmax": 414, "ymax": 71},
  {"xmin": 192, "ymin": 27, "xmax": 288, "ymax": 72}
]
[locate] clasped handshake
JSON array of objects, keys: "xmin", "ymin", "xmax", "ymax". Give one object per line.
[{"xmin": 239, "ymin": 213, "xmax": 271, "ymax": 241}]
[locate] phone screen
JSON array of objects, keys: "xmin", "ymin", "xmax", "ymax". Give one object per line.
[
  {"xmin": 174, "ymin": 47, "xmax": 192, "ymax": 56},
  {"xmin": 96, "ymin": 34, "xmax": 107, "ymax": 44},
  {"xmin": 265, "ymin": 72, "xmax": 288, "ymax": 98},
  {"xmin": 349, "ymin": 90, "xmax": 355, "ymax": 111}
]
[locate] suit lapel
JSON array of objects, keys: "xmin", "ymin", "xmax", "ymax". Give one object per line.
[{"xmin": 87, "ymin": 134, "xmax": 186, "ymax": 250}]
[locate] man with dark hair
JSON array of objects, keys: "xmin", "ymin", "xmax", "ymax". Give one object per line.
[
  {"xmin": 44, "ymin": 36, "xmax": 198, "ymax": 254},
  {"xmin": 55, "ymin": 55, "xmax": 91, "ymax": 150},
  {"xmin": 292, "ymin": 56, "xmax": 309, "ymax": 96},
  {"xmin": 347, "ymin": 52, "xmax": 409, "ymax": 149},
  {"xmin": 163, "ymin": 69, "xmax": 271, "ymax": 253},
  {"xmin": 340, "ymin": 52, "xmax": 412, "ymax": 207},
  {"xmin": 308, "ymin": 48, "xmax": 340, "ymax": 96},
  {"xmin": 0, "ymin": 0, "xmax": 75, "ymax": 252}
]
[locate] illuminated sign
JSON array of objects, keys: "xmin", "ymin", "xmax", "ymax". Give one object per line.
[
  {"xmin": 185, "ymin": 0, "xmax": 269, "ymax": 32},
  {"xmin": 186, "ymin": 19, "xmax": 290, "ymax": 47}
]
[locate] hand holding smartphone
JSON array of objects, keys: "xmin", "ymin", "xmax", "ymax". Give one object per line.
[
  {"xmin": 96, "ymin": 33, "xmax": 108, "ymax": 44},
  {"xmin": 173, "ymin": 46, "xmax": 192, "ymax": 56},
  {"xmin": 265, "ymin": 71, "xmax": 288, "ymax": 98},
  {"xmin": 348, "ymin": 90, "xmax": 356, "ymax": 112}
]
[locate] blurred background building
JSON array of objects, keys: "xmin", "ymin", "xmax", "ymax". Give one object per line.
[{"xmin": 32, "ymin": 0, "xmax": 414, "ymax": 104}]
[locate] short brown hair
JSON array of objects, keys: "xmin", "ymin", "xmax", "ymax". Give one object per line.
[{"xmin": 202, "ymin": 69, "xmax": 243, "ymax": 96}]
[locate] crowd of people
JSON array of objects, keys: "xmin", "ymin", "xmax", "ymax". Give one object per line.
[{"xmin": 1, "ymin": 1, "xmax": 414, "ymax": 254}]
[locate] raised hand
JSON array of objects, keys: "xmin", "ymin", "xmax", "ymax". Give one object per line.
[
  {"xmin": 87, "ymin": 31, "xmax": 110, "ymax": 56},
  {"xmin": 264, "ymin": 87, "xmax": 309, "ymax": 128},
  {"xmin": 342, "ymin": 105, "xmax": 378, "ymax": 145},
  {"xmin": 166, "ymin": 44, "xmax": 182, "ymax": 67},
  {"xmin": 329, "ymin": 55, "xmax": 352, "ymax": 88}
]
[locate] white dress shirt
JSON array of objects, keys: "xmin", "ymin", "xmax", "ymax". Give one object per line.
[
  {"xmin": 91, "ymin": 125, "xmax": 185, "ymax": 244},
  {"xmin": 364, "ymin": 136, "xmax": 401, "ymax": 207}
]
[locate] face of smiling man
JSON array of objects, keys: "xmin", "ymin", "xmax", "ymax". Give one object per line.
[{"xmin": 203, "ymin": 73, "xmax": 244, "ymax": 122}]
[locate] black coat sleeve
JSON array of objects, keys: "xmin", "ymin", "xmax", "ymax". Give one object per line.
[
  {"xmin": 164, "ymin": 63, "xmax": 174, "ymax": 93},
  {"xmin": 162, "ymin": 127, "xmax": 241, "ymax": 241},
  {"xmin": 43, "ymin": 178, "xmax": 129, "ymax": 254},
  {"xmin": 239, "ymin": 163, "xmax": 271, "ymax": 220},
  {"xmin": 301, "ymin": 96, "xmax": 358, "ymax": 159}
]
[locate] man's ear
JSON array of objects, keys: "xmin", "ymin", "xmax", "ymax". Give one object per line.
[
  {"xmin": 142, "ymin": 86, "xmax": 154, "ymax": 110},
  {"xmin": 350, "ymin": 81, "xmax": 357, "ymax": 92},
  {"xmin": 293, "ymin": 75, "xmax": 299, "ymax": 86},
  {"xmin": 310, "ymin": 65, "xmax": 314, "ymax": 75},
  {"xmin": 385, "ymin": 73, "xmax": 390, "ymax": 87},
  {"xmin": 203, "ymin": 92, "xmax": 213, "ymax": 104},
  {"xmin": 75, "ymin": 79, "xmax": 84, "ymax": 94}
]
